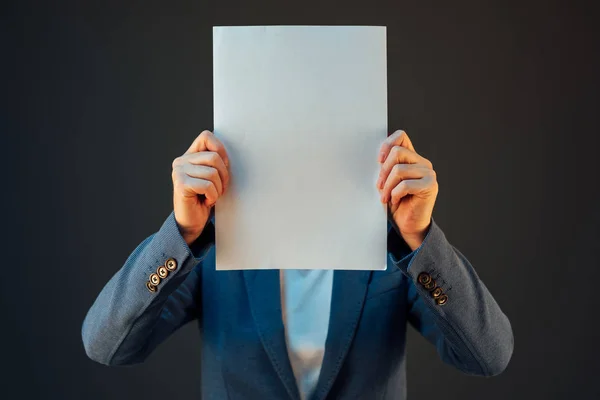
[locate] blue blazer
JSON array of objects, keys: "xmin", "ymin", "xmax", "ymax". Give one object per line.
[{"xmin": 82, "ymin": 212, "xmax": 513, "ymax": 400}]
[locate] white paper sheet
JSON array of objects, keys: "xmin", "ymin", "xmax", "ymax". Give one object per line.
[{"xmin": 213, "ymin": 25, "xmax": 388, "ymax": 270}]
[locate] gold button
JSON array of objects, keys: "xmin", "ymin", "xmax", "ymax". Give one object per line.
[
  {"xmin": 431, "ymin": 287, "xmax": 443, "ymax": 298},
  {"xmin": 435, "ymin": 294, "xmax": 448, "ymax": 305},
  {"xmin": 423, "ymin": 280, "xmax": 436, "ymax": 291},
  {"xmin": 157, "ymin": 266, "xmax": 169, "ymax": 279},
  {"xmin": 417, "ymin": 272, "xmax": 431, "ymax": 286},
  {"xmin": 146, "ymin": 281, "xmax": 157, "ymax": 293},
  {"xmin": 149, "ymin": 273, "xmax": 160, "ymax": 286},
  {"xmin": 165, "ymin": 258, "xmax": 178, "ymax": 271}
]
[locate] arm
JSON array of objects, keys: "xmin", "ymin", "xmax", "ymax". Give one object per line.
[
  {"xmin": 81, "ymin": 211, "xmax": 215, "ymax": 366},
  {"xmin": 388, "ymin": 217, "xmax": 514, "ymax": 376}
]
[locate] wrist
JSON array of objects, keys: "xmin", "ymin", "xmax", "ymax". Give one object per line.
[
  {"xmin": 175, "ymin": 223, "xmax": 203, "ymax": 246},
  {"xmin": 182, "ymin": 231, "xmax": 201, "ymax": 246},
  {"xmin": 402, "ymin": 232, "xmax": 426, "ymax": 251},
  {"xmin": 399, "ymin": 221, "xmax": 432, "ymax": 251}
]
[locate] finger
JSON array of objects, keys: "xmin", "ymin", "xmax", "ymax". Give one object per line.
[
  {"xmin": 173, "ymin": 151, "xmax": 230, "ymax": 191},
  {"xmin": 389, "ymin": 177, "xmax": 432, "ymax": 205},
  {"xmin": 377, "ymin": 146, "xmax": 425, "ymax": 189},
  {"xmin": 173, "ymin": 170, "xmax": 219, "ymax": 204},
  {"xmin": 184, "ymin": 130, "xmax": 230, "ymax": 167},
  {"xmin": 379, "ymin": 130, "xmax": 415, "ymax": 163},
  {"xmin": 380, "ymin": 164, "xmax": 431, "ymax": 203},
  {"xmin": 180, "ymin": 164, "xmax": 223, "ymax": 196}
]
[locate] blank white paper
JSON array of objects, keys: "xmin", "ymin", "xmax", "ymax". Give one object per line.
[{"xmin": 213, "ymin": 25, "xmax": 388, "ymax": 270}]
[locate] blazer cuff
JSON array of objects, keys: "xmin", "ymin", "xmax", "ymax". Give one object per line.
[
  {"xmin": 135, "ymin": 211, "xmax": 215, "ymax": 296},
  {"xmin": 388, "ymin": 217, "xmax": 435, "ymax": 272},
  {"xmin": 160, "ymin": 211, "xmax": 215, "ymax": 266}
]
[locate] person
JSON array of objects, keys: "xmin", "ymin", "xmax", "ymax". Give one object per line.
[{"xmin": 82, "ymin": 129, "xmax": 513, "ymax": 400}]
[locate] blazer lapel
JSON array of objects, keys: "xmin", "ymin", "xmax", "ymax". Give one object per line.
[
  {"xmin": 243, "ymin": 269, "xmax": 300, "ymax": 400},
  {"xmin": 310, "ymin": 269, "xmax": 371, "ymax": 400}
]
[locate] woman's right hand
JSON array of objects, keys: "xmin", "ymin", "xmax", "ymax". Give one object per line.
[{"xmin": 172, "ymin": 130, "xmax": 230, "ymax": 245}]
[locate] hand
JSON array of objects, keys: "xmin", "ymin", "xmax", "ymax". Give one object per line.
[
  {"xmin": 172, "ymin": 130, "xmax": 230, "ymax": 245},
  {"xmin": 376, "ymin": 130, "xmax": 439, "ymax": 251}
]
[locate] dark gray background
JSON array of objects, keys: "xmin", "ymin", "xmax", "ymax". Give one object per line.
[{"xmin": 2, "ymin": 0, "xmax": 599, "ymax": 399}]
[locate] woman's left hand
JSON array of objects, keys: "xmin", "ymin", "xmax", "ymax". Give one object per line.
[{"xmin": 376, "ymin": 130, "xmax": 439, "ymax": 251}]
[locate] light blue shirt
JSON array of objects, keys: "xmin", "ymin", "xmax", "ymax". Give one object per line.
[{"xmin": 280, "ymin": 269, "xmax": 334, "ymax": 400}]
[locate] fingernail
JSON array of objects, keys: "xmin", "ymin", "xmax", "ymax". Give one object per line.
[{"xmin": 379, "ymin": 152, "xmax": 385, "ymax": 163}]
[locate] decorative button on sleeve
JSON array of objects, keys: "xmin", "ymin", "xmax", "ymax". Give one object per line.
[
  {"xmin": 165, "ymin": 258, "xmax": 178, "ymax": 271},
  {"xmin": 145, "ymin": 258, "xmax": 178, "ymax": 293},
  {"xmin": 423, "ymin": 280, "xmax": 436, "ymax": 291},
  {"xmin": 435, "ymin": 294, "xmax": 448, "ymax": 305},
  {"xmin": 149, "ymin": 273, "xmax": 160, "ymax": 286},
  {"xmin": 417, "ymin": 271, "xmax": 449, "ymax": 305},
  {"xmin": 157, "ymin": 266, "xmax": 169, "ymax": 279},
  {"xmin": 146, "ymin": 281, "xmax": 157, "ymax": 293},
  {"xmin": 417, "ymin": 272, "xmax": 432, "ymax": 285}
]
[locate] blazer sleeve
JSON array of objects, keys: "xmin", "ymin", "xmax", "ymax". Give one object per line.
[
  {"xmin": 81, "ymin": 211, "xmax": 215, "ymax": 366},
  {"xmin": 387, "ymin": 217, "xmax": 514, "ymax": 377}
]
